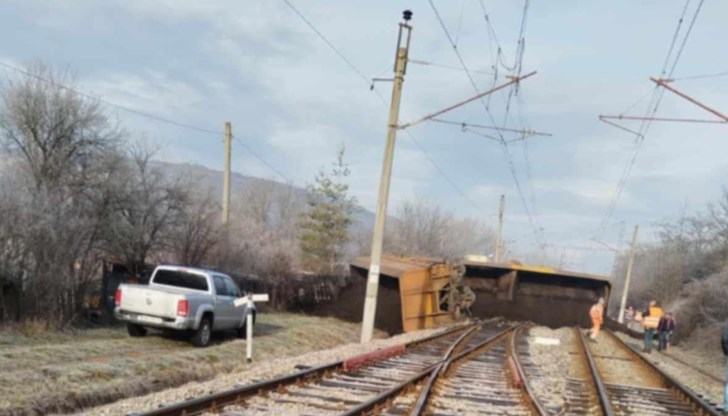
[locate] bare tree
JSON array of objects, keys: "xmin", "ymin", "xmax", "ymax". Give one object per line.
[
  {"xmin": 102, "ymin": 144, "xmax": 188, "ymax": 273},
  {"xmin": 0, "ymin": 62, "xmax": 126, "ymax": 325},
  {"xmin": 170, "ymin": 190, "xmax": 222, "ymax": 266},
  {"xmin": 386, "ymin": 198, "xmax": 496, "ymax": 259},
  {"xmin": 0, "ymin": 61, "xmax": 120, "ymax": 191}
]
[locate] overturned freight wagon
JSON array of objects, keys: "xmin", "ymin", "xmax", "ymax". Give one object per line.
[
  {"xmin": 462, "ymin": 257, "xmax": 611, "ymax": 328},
  {"xmin": 306, "ymin": 255, "xmax": 611, "ymax": 335}
]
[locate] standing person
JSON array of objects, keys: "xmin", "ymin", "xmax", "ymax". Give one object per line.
[
  {"xmin": 625, "ymin": 306, "xmax": 635, "ymax": 329},
  {"xmin": 642, "ymin": 300, "xmax": 663, "ymax": 353},
  {"xmin": 722, "ymin": 325, "xmax": 728, "ymax": 415},
  {"xmin": 657, "ymin": 313, "xmax": 675, "ymax": 351},
  {"xmin": 666, "ymin": 313, "xmax": 676, "ymax": 348},
  {"xmin": 589, "ymin": 297, "xmax": 605, "ymax": 342}
]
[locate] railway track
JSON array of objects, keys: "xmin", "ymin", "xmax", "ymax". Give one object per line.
[
  {"xmin": 137, "ymin": 321, "xmax": 723, "ymax": 416},
  {"xmin": 136, "ymin": 321, "xmax": 515, "ymax": 416},
  {"xmin": 577, "ymin": 328, "xmax": 721, "ymax": 416},
  {"xmin": 406, "ymin": 324, "xmax": 536, "ymax": 415},
  {"xmin": 513, "ymin": 327, "xmax": 601, "ymax": 415}
]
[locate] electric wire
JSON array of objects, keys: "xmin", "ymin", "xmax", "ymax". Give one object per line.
[
  {"xmin": 282, "ymin": 0, "xmax": 489, "ymax": 214},
  {"xmin": 281, "ymin": 0, "xmax": 370, "ymax": 86},
  {"xmin": 0, "ymin": 61, "xmax": 221, "ymax": 136},
  {"xmin": 428, "ymin": 0, "xmax": 545, "ymax": 248},
  {"xmin": 596, "ymin": 0, "xmax": 705, "ymax": 237},
  {"xmin": 672, "ymin": 71, "xmax": 728, "ymax": 81},
  {"xmin": 232, "ymin": 136, "xmax": 292, "ymax": 183},
  {"xmin": 0, "ymin": 61, "xmax": 297, "ymax": 184}
]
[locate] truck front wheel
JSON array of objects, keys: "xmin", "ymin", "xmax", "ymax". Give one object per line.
[
  {"xmin": 127, "ymin": 323, "xmax": 148, "ymax": 337},
  {"xmin": 192, "ymin": 317, "xmax": 212, "ymax": 347}
]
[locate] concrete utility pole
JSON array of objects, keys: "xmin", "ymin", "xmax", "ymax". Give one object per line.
[
  {"xmin": 222, "ymin": 122, "xmax": 232, "ymax": 225},
  {"xmin": 360, "ymin": 11, "xmax": 413, "ymax": 343},
  {"xmin": 618, "ymin": 225, "xmax": 639, "ymax": 324},
  {"xmin": 495, "ymin": 195, "xmax": 505, "ymax": 262}
]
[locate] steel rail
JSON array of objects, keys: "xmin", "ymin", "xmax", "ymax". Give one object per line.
[
  {"xmin": 608, "ymin": 318, "xmax": 727, "ymax": 386},
  {"xmin": 342, "ymin": 325, "xmax": 511, "ymax": 416},
  {"xmin": 510, "ymin": 325, "xmax": 549, "ymax": 416},
  {"xmin": 577, "ymin": 327, "xmax": 616, "ymax": 416},
  {"xmin": 406, "ymin": 325, "xmax": 481, "ymax": 416},
  {"xmin": 604, "ymin": 329, "xmax": 722, "ymax": 416},
  {"xmin": 405, "ymin": 324, "xmax": 522, "ymax": 416},
  {"xmin": 136, "ymin": 323, "xmax": 473, "ymax": 416}
]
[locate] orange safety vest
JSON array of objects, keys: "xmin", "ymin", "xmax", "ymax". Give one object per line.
[
  {"xmin": 643, "ymin": 306, "xmax": 663, "ymax": 329},
  {"xmin": 590, "ymin": 304, "xmax": 604, "ymax": 322}
]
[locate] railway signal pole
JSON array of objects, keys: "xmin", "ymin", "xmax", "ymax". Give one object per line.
[
  {"xmin": 495, "ymin": 195, "xmax": 505, "ymax": 262},
  {"xmin": 618, "ymin": 225, "xmax": 639, "ymax": 324},
  {"xmin": 360, "ymin": 11, "xmax": 412, "ymax": 343},
  {"xmin": 222, "ymin": 121, "xmax": 232, "ymax": 225}
]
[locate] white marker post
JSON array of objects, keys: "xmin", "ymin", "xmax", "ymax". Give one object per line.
[
  {"xmin": 246, "ymin": 311, "xmax": 253, "ymax": 363},
  {"xmin": 234, "ymin": 293, "xmax": 269, "ymax": 364}
]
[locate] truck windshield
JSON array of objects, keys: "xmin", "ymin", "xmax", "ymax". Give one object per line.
[{"xmin": 152, "ymin": 269, "xmax": 209, "ymax": 291}]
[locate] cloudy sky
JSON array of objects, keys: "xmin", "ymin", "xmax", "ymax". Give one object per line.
[{"xmin": 2, "ymin": 0, "xmax": 727, "ymax": 274}]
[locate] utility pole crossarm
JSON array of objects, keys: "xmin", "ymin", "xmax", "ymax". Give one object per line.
[
  {"xmin": 398, "ymin": 71, "xmax": 537, "ymax": 130},
  {"xmin": 650, "ymin": 77, "xmax": 728, "ymax": 123}
]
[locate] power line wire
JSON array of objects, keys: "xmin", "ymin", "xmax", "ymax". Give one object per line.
[
  {"xmin": 281, "ymin": 0, "xmax": 370, "ymax": 86},
  {"xmin": 0, "ymin": 61, "xmax": 222, "ymax": 136},
  {"xmin": 428, "ymin": 0, "xmax": 545, "ymax": 248},
  {"xmin": 282, "ymin": 0, "xmax": 490, "ymax": 215},
  {"xmin": 597, "ymin": 0, "xmax": 705, "ymax": 236},
  {"xmin": 0, "ymin": 61, "xmax": 295, "ymax": 183},
  {"xmin": 232, "ymin": 136, "xmax": 292, "ymax": 183},
  {"xmin": 672, "ymin": 70, "xmax": 728, "ymax": 81}
]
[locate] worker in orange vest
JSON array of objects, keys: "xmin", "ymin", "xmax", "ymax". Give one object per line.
[
  {"xmin": 589, "ymin": 297, "xmax": 605, "ymax": 342},
  {"xmin": 642, "ymin": 300, "xmax": 664, "ymax": 353}
]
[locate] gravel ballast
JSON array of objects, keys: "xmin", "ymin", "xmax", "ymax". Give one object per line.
[
  {"xmin": 68, "ymin": 325, "xmax": 449, "ymax": 416},
  {"xmin": 614, "ymin": 332, "xmax": 724, "ymax": 405}
]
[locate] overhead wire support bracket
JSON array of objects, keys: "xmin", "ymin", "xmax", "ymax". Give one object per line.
[
  {"xmin": 397, "ymin": 71, "xmax": 537, "ymax": 130},
  {"xmin": 650, "ymin": 77, "xmax": 728, "ymax": 122},
  {"xmin": 598, "ymin": 116, "xmax": 644, "ymax": 138},
  {"xmin": 599, "ymin": 114, "xmax": 727, "ymax": 125},
  {"xmin": 431, "ymin": 118, "xmax": 552, "ymax": 137}
]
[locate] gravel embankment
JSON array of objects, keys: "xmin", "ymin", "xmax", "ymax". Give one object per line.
[{"xmin": 69, "ymin": 326, "xmax": 449, "ymax": 416}]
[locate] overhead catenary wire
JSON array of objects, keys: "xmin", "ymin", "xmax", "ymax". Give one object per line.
[
  {"xmin": 596, "ymin": 0, "xmax": 705, "ymax": 237},
  {"xmin": 672, "ymin": 70, "xmax": 728, "ymax": 81},
  {"xmin": 428, "ymin": 0, "xmax": 546, "ymax": 249},
  {"xmin": 281, "ymin": 0, "xmax": 489, "ymax": 215}
]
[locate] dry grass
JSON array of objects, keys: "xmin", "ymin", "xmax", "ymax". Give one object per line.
[{"xmin": 0, "ymin": 313, "xmax": 384, "ymax": 416}]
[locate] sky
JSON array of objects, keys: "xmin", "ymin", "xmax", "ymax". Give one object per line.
[{"xmin": 1, "ymin": 0, "xmax": 727, "ymax": 275}]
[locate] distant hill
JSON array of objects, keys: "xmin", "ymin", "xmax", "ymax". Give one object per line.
[{"xmin": 150, "ymin": 161, "xmax": 376, "ymax": 233}]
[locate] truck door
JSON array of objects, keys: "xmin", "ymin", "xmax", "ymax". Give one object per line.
[
  {"xmin": 223, "ymin": 276, "xmax": 247, "ymax": 327},
  {"xmin": 212, "ymin": 275, "xmax": 236, "ymax": 329}
]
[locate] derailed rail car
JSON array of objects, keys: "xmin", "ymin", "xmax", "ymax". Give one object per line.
[
  {"xmin": 310, "ymin": 255, "xmax": 611, "ymax": 335},
  {"xmin": 462, "ymin": 258, "xmax": 611, "ymax": 328}
]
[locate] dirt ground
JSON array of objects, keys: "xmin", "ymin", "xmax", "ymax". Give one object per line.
[{"xmin": 0, "ymin": 313, "xmax": 388, "ymax": 416}]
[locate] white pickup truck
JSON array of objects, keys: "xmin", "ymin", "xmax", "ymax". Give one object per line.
[{"xmin": 114, "ymin": 265, "xmax": 256, "ymax": 347}]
